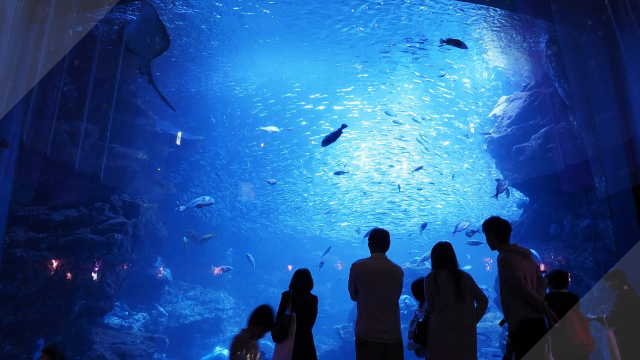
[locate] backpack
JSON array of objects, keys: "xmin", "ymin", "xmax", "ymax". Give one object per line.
[
  {"xmin": 563, "ymin": 308, "xmax": 595, "ymax": 354},
  {"xmin": 408, "ymin": 306, "xmax": 429, "ymax": 348}
]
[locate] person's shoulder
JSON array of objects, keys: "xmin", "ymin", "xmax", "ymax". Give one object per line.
[
  {"xmin": 351, "ymin": 257, "xmax": 369, "ymax": 267},
  {"xmin": 460, "ymin": 270, "xmax": 477, "ymax": 283}
]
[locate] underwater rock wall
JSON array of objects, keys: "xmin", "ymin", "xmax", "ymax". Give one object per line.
[
  {"xmin": 485, "ymin": 75, "xmax": 617, "ymax": 296},
  {"xmin": 0, "ymin": 194, "xmax": 165, "ymax": 358}
]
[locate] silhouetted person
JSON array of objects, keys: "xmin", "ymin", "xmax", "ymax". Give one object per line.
[
  {"xmin": 592, "ymin": 269, "xmax": 640, "ymax": 360},
  {"xmin": 482, "ymin": 216, "xmax": 556, "ymax": 360},
  {"xmin": 424, "ymin": 241, "xmax": 488, "ymax": 360},
  {"xmin": 348, "ymin": 227, "xmax": 404, "ymax": 360},
  {"xmin": 407, "ymin": 277, "xmax": 427, "ymax": 358},
  {"xmin": 545, "ymin": 269, "xmax": 593, "ymax": 360},
  {"xmin": 39, "ymin": 344, "xmax": 65, "ymax": 360},
  {"xmin": 276, "ymin": 268, "xmax": 318, "ymax": 360},
  {"xmin": 230, "ymin": 304, "xmax": 275, "ymax": 360}
]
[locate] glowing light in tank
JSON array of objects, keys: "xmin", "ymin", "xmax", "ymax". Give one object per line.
[
  {"xmin": 157, "ymin": 267, "xmax": 165, "ymax": 279},
  {"xmin": 260, "ymin": 142, "xmax": 264, "ymax": 147},
  {"xmin": 49, "ymin": 259, "xmax": 59, "ymax": 274},
  {"xmin": 287, "ymin": 265, "xmax": 293, "ymax": 271},
  {"xmin": 92, "ymin": 272, "xmax": 98, "ymax": 281},
  {"xmin": 66, "ymin": 272, "xmax": 72, "ymax": 280},
  {"xmin": 540, "ymin": 263, "xmax": 547, "ymax": 272},
  {"xmin": 335, "ymin": 261, "xmax": 343, "ymax": 270},
  {"xmin": 483, "ymin": 257, "xmax": 493, "ymax": 272},
  {"xmin": 93, "ymin": 260, "xmax": 101, "ymax": 272},
  {"xmin": 176, "ymin": 132, "xmax": 182, "ymax": 145}
]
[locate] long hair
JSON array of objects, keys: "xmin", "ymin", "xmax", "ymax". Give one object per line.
[{"xmin": 430, "ymin": 241, "xmax": 464, "ymax": 302}]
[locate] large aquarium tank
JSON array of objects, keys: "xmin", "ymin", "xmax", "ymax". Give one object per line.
[{"xmin": 1, "ymin": 0, "xmax": 639, "ymax": 359}]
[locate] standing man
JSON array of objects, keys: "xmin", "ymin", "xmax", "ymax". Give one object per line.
[
  {"xmin": 348, "ymin": 227, "xmax": 404, "ymax": 360},
  {"xmin": 482, "ymin": 216, "xmax": 556, "ymax": 360}
]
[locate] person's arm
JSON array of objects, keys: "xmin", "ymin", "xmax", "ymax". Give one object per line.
[
  {"xmin": 499, "ymin": 256, "xmax": 556, "ymax": 323},
  {"xmin": 309, "ymin": 295, "xmax": 318, "ymax": 328},
  {"xmin": 605, "ymin": 292, "xmax": 625, "ymax": 327},
  {"xmin": 348, "ymin": 266, "xmax": 358, "ymax": 301},
  {"xmin": 535, "ymin": 265, "xmax": 547, "ymax": 299},
  {"xmin": 424, "ymin": 274, "xmax": 435, "ymax": 313},
  {"xmin": 275, "ymin": 291, "xmax": 288, "ymax": 321},
  {"xmin": 470, "ymin": 276, "xmax": 489, "ymax": 323}
]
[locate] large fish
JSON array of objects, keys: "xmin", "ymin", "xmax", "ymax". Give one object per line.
[
  {"xmin": 465, "ymin": 228, "xmax": 482, "ymax": 238},
  {"xmin": 417, "ymin": 252, "xmax": 431, "ymax": 264},
  {"xmin": 439, "ymin": 38, "xmax": 468, "ymax": 49},
  {"xmin": 120, "ymin": 2, "xmax": 176, "ymax": 111},
  {"xmin": 175, "ymin": 196, "xmax": 215, "ymax": 211},
  {"xmin": 321, "ymin": 246, "xmax": 332, "ymax": 258},
  {"xmin": 321, "ymin": 124, "xmax": 348, "ymax": 147},
  {"xmin": 452, "ymin": 220, "xmax": 470, "ymax": 235},
  {"xmin": 492, "ymin": 179, "xmax": 510, "ymax": 199},
  {"xmin": 246, "ymin": 253, "xmax": 256, "ymax": 272}
]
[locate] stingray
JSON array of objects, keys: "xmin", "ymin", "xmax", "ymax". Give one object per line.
[{"xmin": 120, "ymin": 2, "xmax": 176, "ymax": 111}]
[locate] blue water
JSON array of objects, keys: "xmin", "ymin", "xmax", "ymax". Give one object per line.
[
  {"xmin": 0, "ymin": 0, "xmax": 560, "ymax": 358},
  {"xmin": 115, "ymin": 0, "xmax": 551, "ymax": 358}
]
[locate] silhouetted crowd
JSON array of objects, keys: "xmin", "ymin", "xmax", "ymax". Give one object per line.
[
  {"xmin": 232, "ymin": 216, "xmax": 640, "ymax": 360},
  {"xmin": 34, "ymin": 216, "xmax": 640, "ymax": 360}
]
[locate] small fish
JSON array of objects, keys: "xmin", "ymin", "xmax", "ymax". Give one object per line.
[
  {"xmin": 183, "ymin": 236, "xmax": 188, "ymax": 249},
  {"xmin": 175, "ymin": 196, "xmax": 215, "ymax": 211},
  {"xmin": 492, "ymin": 179, "xmax": 510, "ymax": 199},
  {"xmin": 321, "ymin": 124, "xmax": 348, "ymax": 147},
  {"xmin": 384, "ymin": 110, "xmax": 397, "ymax": 116},
  {"xmin": 355, "ymin": 226, "xmax": 361, "ymax": 235},
  {"xmin": 412, "ymin": 166, "xmax": 424, "ymax": 173},
  {"xmin": 392, "ymin": 119, "xmax": 404, "ymax": 125},
  {"xmin": 417, "ymin": 252, "xmax": 431, "ymax": 264},
  {"xmin": 333, "ymin": 171, "xmax": 349, "ymax": 175},
  {"xmin": 258, "ymin": 126, "xmax": 281, "ymax": 133},
  {"xmin": 266, "ymin": 178, "xmax": 277, "ymax": 185},
  {"xmin": 318, "ymin": 261, "xmax": 325, "ymax": 272},
  {"xmin": 398, "ymin": 184, "xmax": 401, "ymax": 192},
  {"xmin": 198, "ymin": 233, "xmax": 217, "ymax": 243},
  {"xmin": 453, "ymin": 221, "xmax": 470, "ymax": 235},
  {"xmin": 466, "ymin": 240, "xmax": 486, "ymax": 246},
  {"xmin": 465, "ymin": 229, "xmax": 482, "ymax": 238},
  {"xmin": 323, "ymin": 208, "xmax": 332, "ymax": 215},
  {"xmin": 321, "ymin": 246, "xmax": 332, "ymax": 258},
  {"xmin": 419, "ymin": 222, "xmax": 428, "ymax": 233},
  {"xmin": 439, "ymin": 38, "xmax": 468, "ymax": 49},
  {"xmin": 461, "ymin": 265, "xmax": 472, "ymax": 270},
  {"xmin": 211, "ymin": 265, "xmax": 233, "ymax": 275},
  {"xmin": 452, "ymin": 173, "xmax": 455, "ymax": 180},
  {"xmin": 246, "ymin": 253, "xmax": 256, "ymax": 272}
]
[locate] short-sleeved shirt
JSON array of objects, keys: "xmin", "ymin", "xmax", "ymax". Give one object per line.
[{"xmin": 348, "ymin": 253, "xmax": 404, "ymax": 343}]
